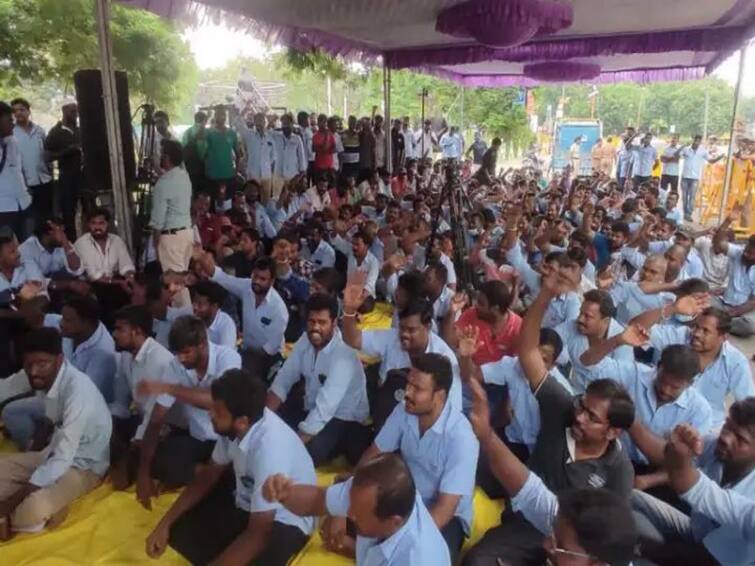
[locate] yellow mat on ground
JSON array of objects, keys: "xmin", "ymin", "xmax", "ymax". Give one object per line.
[{"xmin": 0, "ymin": 448, "xmax": 503, "ymax": 565}]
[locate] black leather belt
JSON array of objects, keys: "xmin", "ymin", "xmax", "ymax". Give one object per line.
[{"xmin": 160, "ymin": 227, "xmax": 189, "ymax": 235}]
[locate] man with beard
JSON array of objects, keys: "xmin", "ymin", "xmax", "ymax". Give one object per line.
[
  {"xmin": 132, "ymin": 315, "xmax": 241, "ymax": 509},
  {"xmin": 272, "ymin": 113, "xmax": 306, "ymax": 198},
  {"xmin": 630, "ymin": 305, "xmax": 754, "ymax": 430},
  {"xmin": 331, "ymin": 227, "xmax": 381, "ymax": 303},
  {"xmin": 581, "ymin": 333, "xmax": 713, "ymax": 502},
  {"xmin": 200, "ymin": 253, "xmax": 288, "ymax": 379},
  {"xmin": 342, "ymin": 278, "xmax": 462, "ymax": 427},
  {"xmin": 302, "ymin": 222, "xmax": 336, "ymax": 269},
  {"xmin": 711, "ymin": 211, "xmax": 755, "ymax": 336},
  {"xmin": 108, "ymin": 305, "xmax": 175, "ymax": 490},
  {"xmin": 0, "ymin": 328, "xmax": 110, "ymax": 535},
  {"xmin": 267, "ymin": 293, "xmax": 370, "ymax": 466},
  {"xmin": 263, "ymin": 453, "xmax": 451, "ymax": 566},
  {"xmin": 190, "ymin": 280, "xmax": 237, "ymax": 349},
  {"xmin": 462, "ymin": 269, "xmax": 635, "ymax": 565},
  {"xmin": 323, "ymin": 353, "xmax": 478, "ymax": 563},
  {"xmin": 630, "ymin": 401, "xmax": 755, "ymax": 565},
  {"xmin": 44, "ymin": 101, "xmax": 81, "ymax": 240},
  {"xmin": 145, "ymin": 369, "xmax": 316, "ymax": 566}
]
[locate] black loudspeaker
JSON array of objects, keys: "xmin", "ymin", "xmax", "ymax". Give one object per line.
[{"xmin": 73, "ymin": 69, "xmax": 136, "ymax": 193}]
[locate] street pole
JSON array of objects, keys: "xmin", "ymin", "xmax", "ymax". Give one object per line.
[
  {"xmin": 420, "ymin": 88, "xmax": 427, "ymax": 159},
  {"xmin": 460, "ymin": 85, "xmax": 465, "ymax": 133},
  {"xmin": 94, "ymin": 0, "xmax": 132, "ymax": 254},
  {"xmin": 383, "ymin": 65, "xmax": 392, "ymax": 174},
  {"xmin": 702, "ymin": 84, "xmax": 710, "ymax": 140},
  {"xmin": 718, "ymin": 44, "xmax": 747, "ymax": 224},
  {"xmin": 326, "ymin": 76, "xmax": 332, "ymax": 115}
]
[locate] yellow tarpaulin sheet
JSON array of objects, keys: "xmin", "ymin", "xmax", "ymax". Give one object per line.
[{"xmin": 0, "ymin": 446, "xmax": 504, "ymax": 565}]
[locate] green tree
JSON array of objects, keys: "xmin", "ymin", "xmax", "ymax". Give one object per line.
[{"xmin": 0, "ymin": 0, "xmax": 197, "ymax": 116}]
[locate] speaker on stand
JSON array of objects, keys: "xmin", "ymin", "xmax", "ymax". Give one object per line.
[{"xmin": 73, "ymin": 69, "xmax": 136, "ymax": 224}]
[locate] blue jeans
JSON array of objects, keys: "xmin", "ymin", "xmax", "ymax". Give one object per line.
[
  {"xmin": 681, "ymin": 178, "xmax": 699, "ymax": 219},
  {"xmin": 1, "ymin": 396, "xmax": 46, "ymax": 450}
]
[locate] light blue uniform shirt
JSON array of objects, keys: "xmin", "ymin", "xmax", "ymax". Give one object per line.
[
  {"xmin": 303, "ymin": 239, "xmax": 336, "ymax": 269},
  {"xmin": 506, "ymin": 244, "xmax": 581, "ymax": 328},
  {"xmin": 206, "ymin": 309, "xmax": 238, "ymax": 349},
  {"xmin": 29, "ymin": 361, "xmax": 111, "ymax": 487},
  {"xmin": 439, "ymin": 133, "xmax": 463, "ymax": 159},
  {"xmin": 272, "ymin": 131, "xmax": 307, "ymax": 179},
  {"xmin": 481, "ymin": 356, "xmax": 572, "ymax": 450},
  {"xmin": 723, "ymin": 244, "xmax": 755, "ymax": 306},
  {"xmin": 633, "ymin": 144, "xmax": 657, "ymax": 177},
  {"xmin": 211, "ymin": 266, "xmax": 288, "ymax": 354},
  {"xmin": 375, "ymin": 400, "xmax": 479, "ymax": 534},
  {"xmin": 149, "ymin": 166, "xmax": 193, "ymax": 231},
  {"xmin": 681, "ymin": 146, "xmax": 710, "ymax": 180},
  {"xmin": 0, "ymin": 261, "xmax": 44, "ymax": 295},
  {"xmin": 211, "ymin": 408, "xmax": 316, "ymax": 535},
  {"xmin": 13, "ymin": 123, "xmax": 51, "ymax": 186},
  {"xmin": 237, "ymin": 123, "xmax": 275, "ymax": 180},
  {"xmin": 510, "ymin": 472, "xmax": 559, "ymax": 537},
  {"xmin": 684, "ymin": 436, "xmax": 755, "ymax": 564},
  {"xmin": 661, "ymin": 145, "xmax": 681, "ymax": 177},
  {"xmin": 554, "ymin": 318, "xmax": 634, "ymax": 394},
  {"xmin": 270, "ymin": 331, "xmax": 369, "ymax": 435},
  {"xmin": 156, "ymin": 342, "xmax": 241, "ymax": 441},
  {"xmin": 649, "ymin": 325, "xmax": 753, "ymax": 428},
  {"xmin": 326, "ymin": 478, "xmax": 451, "ymax": 566},
  {"xmin": 19, "ymin": 236, "xmax": 82, "ymax": 277},
  {"xmin": 609, "ymin": 280, "xmax": 674, "ymax": 325},
  {"xmin": 361, "ymin": 329, "xmax": 462, "ymax": 411},
  {"xmin": 63, "ymin": 322, "xmax": 117, "ymax": 402},
  {"xmin": 586, "ymin": 358, "xmax": 712, "ymax": 463}
]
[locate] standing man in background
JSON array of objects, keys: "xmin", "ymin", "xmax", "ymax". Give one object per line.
[
  {"xmin": 660, "ymin": 133, "xmax": 681, "ymax": 196},
  {"xmin": 201, "ymin": 105, "xmax": 239, "ymax": 204},
  {"xmin": 0, "ymin": 101, "xmax": 31, "ymax": 240},
  {"xmin": 181, "ymin": 111, "xmax": 208, "ymax": 195},
  {"xmin": 11, "ymin": 98, "xmax": 52, "ymax": 228},
  {"xmin": 44, "ymin": 100, "xmax": 81, "ymax": 241},
  {"xmin": 151, "ymin": 140, "xmax": 193, "ymax": 307}
]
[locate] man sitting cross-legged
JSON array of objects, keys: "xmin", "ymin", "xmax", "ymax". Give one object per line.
[
  {"xmin": 262, "ymin": 452, "xmax": 452, "ymax": 566},
  {"xmin": 321, "ymin": 352, "xmax": 479, "ymax": 563},
  {"xmin": 145, "ymin": 369, "xmax": 316, "ymax": 566},
  {"xmin": 0, "ymin": 328, "xmax": 111, "ymax": 535},
  {"xmin": 131, "ymin": 315, "xmax": 241, "ymax": 509},
  {"xmin": 266, "ymin": 293, "xmax": 371, "ymax": 466}
]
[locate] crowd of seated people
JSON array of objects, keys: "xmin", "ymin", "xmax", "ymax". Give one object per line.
[{"xmin": 0, "ymin": 97, "xmax": 754, "ymax": 565}]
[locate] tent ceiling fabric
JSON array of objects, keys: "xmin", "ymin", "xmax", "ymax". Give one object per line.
[{"xmin": 121, "ymin": 0, "xmax": 755, "ymax": 84}]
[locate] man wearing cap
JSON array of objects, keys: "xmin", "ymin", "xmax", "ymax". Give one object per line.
[{"xmin": 45, "ymin": 101, "xmax": 81, "ymax": 240}]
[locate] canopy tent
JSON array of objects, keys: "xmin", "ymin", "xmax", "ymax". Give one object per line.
[{"xmin": 120, "ymin": 0, "xmax": 755, "ymax": 86}]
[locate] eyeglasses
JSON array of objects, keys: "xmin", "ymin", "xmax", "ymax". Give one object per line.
[{"xmin": 573, "ymin": 395, "xmax": 608, "ymax": 426}]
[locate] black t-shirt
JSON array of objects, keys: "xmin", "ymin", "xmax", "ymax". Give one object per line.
[
  {"xmin": 45, "ymin": 122, "xmax": 81, "ymax": 176},
  {"xmin": 221, "ymin": 251, "xmax": 255, "ymax": 279},
  {"xmin": 527, "ymin": 374, "xmax": 634, "ymax": 498}
]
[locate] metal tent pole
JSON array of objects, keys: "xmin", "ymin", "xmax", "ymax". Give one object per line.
[
  {"xmin": 383, "ymin": 65, "xmax": 392, "ymax": 174},
  {"xmin": 95, "ymin": 0, "xmax": 132, "ymax": 254},
  {"xmin": 718, "ymin": 44, "xmax": 747, "ymax": 224}
]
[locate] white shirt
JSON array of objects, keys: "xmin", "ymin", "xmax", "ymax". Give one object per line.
[
  {"xmin": 722, "ymin": 244, "xmax": 755, "ymax": 307},
  {"xmin": 110, "ymin": 337, "xmax": 175, "ymax": 440},
  {"xmin": 661, "ymin": 145, "xmax": 681, "ymax": 177},
  {"xmin": 0, "ymin": 135, "xmax": 31, "ymax": 212},
  {"xmin": 360, "ymin": 329, "xmax": 462, "ymax": 411},
  {"xmin": 74, "ymin": 232, "xmax": 135, "ymax": 281},
  {"xmin": 238, "ymin": 124, "xmax": 275, "ymax": 180},
  {"xmin": 156, "ymin": 342, "xmax": 241, "ymax": 441},
  {"xmin": 29, "ymin": 361, "xmax": 112, "ymax": 487},
  {"xmin": 402, "ymin": 128, "xmax": 416, "ymax": 159},
  {"xmin": 13, "ymin": 123, "xmax": 51, "ymax": 186},
  {"xmin": 694, "ymin": 236, "xmax": 729, "ymax": 288},
  {"xmin": 206, "ymin": 309, "xmax": 237, "ymax": 349},
  {"xmin": 270, "ymin": 331, "xmax": 369, "ymax": 435},
  {"xmin": 211, "ymin": 266, "xmax": 289, "ymax": 354}
]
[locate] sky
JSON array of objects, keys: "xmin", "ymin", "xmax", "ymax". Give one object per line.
[{"xmin": 184, "ymin": 24, "xmax": 755, "ymax": 97}]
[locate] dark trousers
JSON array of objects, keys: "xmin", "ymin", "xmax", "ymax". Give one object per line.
[
  {"xmin": 442, "ymin": 516, "xmax": 466, "ymax": 565},
  {"xmin": 28, "ymin": 182, "xmax": 54, "ymax": 230},
  {"xmin": 242, "ymin": 348, "xmax": 283, "ymax": 384},
  {"xmin": 152, "ymin": 429, "xmax": 215, "ymax": 487},
  {"xmin": 462, "ymin": 512, "xmax": 546, "ymax": 566},
  {"xmin": 169, "ymin": 479, "xmax": 308, "ymax": 566},
  {"xmin": 278, "ymin": 383, "xmax": 372, "ymax": 466},
  {"xmin": 57, "ymin": 174, "xmax": 80, "ymax": 241},
  {"xmin": 660, "ymin": 174, "xmax": 679, "ymax": 193},
  {"xmin": 618, "ymin": 176, "xmax": 627, "ymax": 189},
  {"xmin": 91, "ymin": 281, "xmax": 131, "ymax": 330},
  {"xmin": 634, "ymin": 175, "xmax": 651, "ymax": 186},
  {"xmin": 0, "ymin": 208, "xmax": 28, "ymax": 241},
  {"xmin": 367, "ymin": 367, "xmax": 409, "ymax": 432}
]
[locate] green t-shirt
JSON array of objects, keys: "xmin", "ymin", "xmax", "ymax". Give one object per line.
[{"xmin": 204, "ymin": 128, "xmax": 238, "ymax": 180}]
